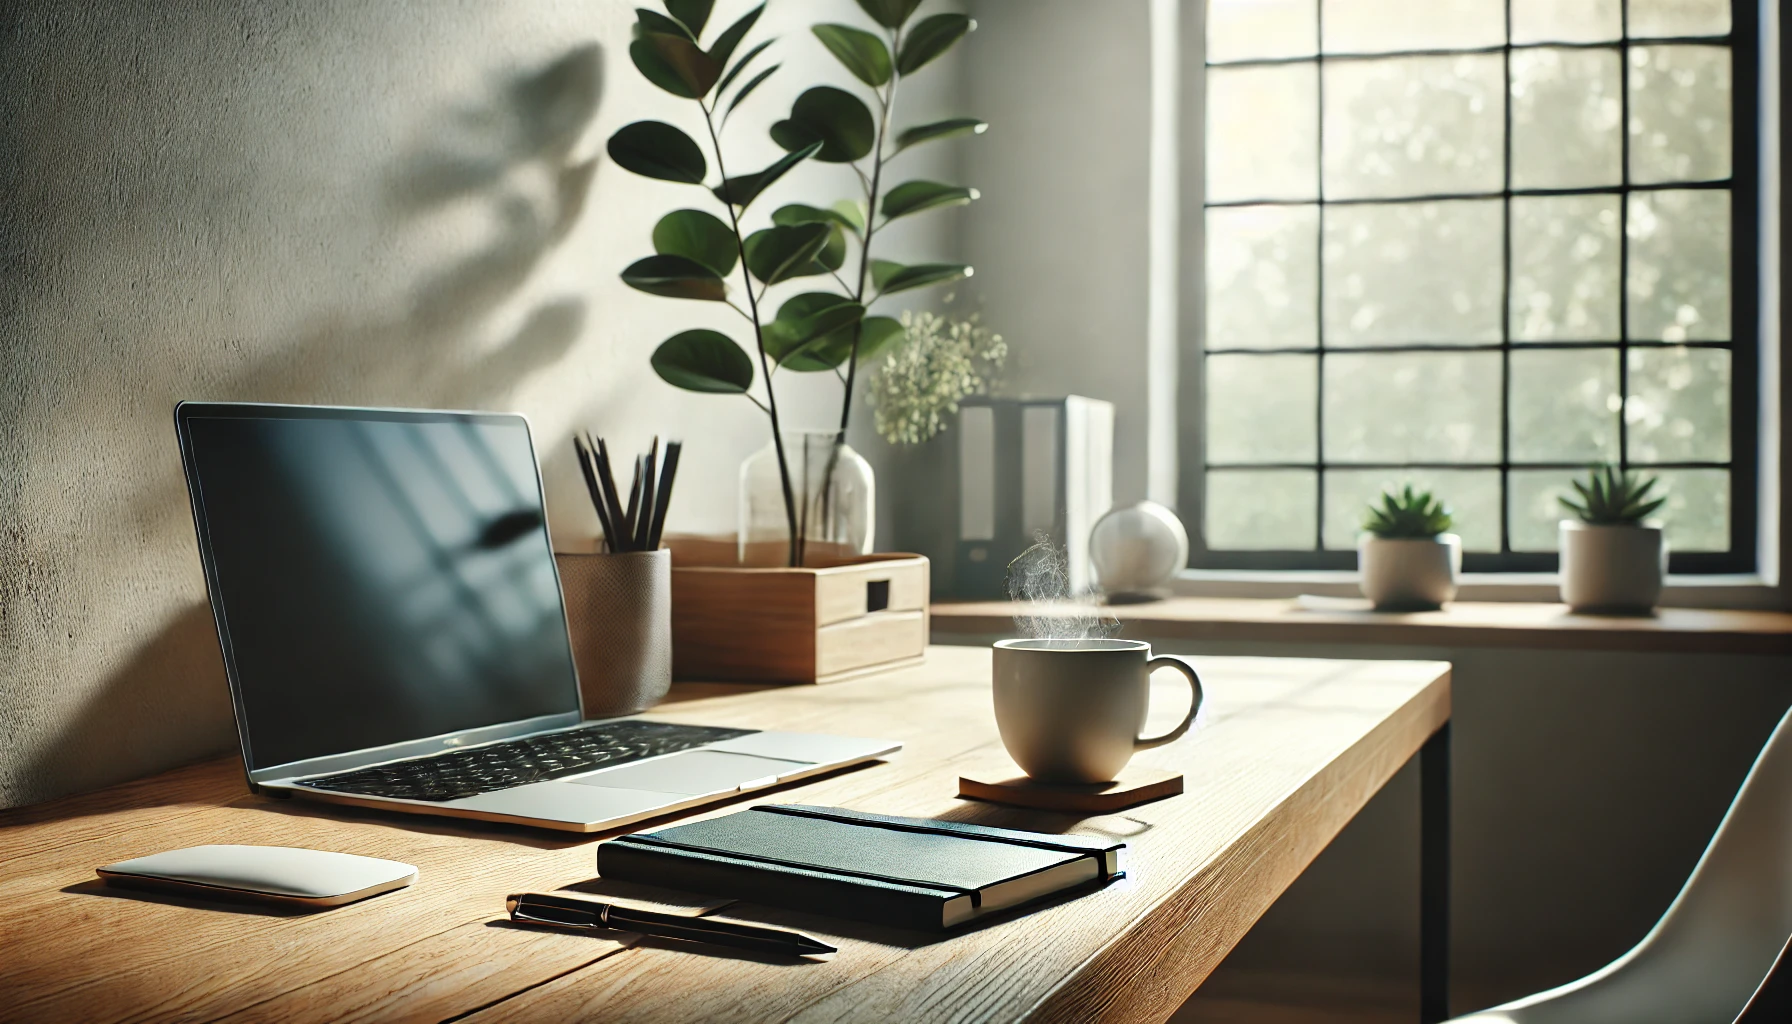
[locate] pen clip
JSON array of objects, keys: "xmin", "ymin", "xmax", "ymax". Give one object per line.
[{"xmin": 507, "ymin": 893, "xmax": 612, "ymax": 931}]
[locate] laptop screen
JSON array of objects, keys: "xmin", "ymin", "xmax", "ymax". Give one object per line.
[{"xmin": 178, "ymin": 405, "xmax": 581, "ymax": 771}]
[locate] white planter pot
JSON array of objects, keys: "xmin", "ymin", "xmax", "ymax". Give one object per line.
[
  {"xmin": 1358, "ymin": 534, "xmax": 1461, "ymax": 611},
  {"xmin": 1559, "ymin": 521, "xmax": 1666, "ymax": 613}
]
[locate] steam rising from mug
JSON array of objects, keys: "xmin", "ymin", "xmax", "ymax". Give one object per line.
[{"xmin": 1005, "ymin": 536, "xmax": 1118, "ymax": 647}]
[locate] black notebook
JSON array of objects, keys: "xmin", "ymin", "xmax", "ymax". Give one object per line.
[{"xmin": 595, "ymin": 804, "xmax": 1125, "ymax": 930}]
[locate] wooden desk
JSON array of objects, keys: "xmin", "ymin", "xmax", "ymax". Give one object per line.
[
  {"xmin": 931, "ymin": 597, "xmax": 1792, "ymax": 655},
  {"xmin": 0, "ymin": 646, "xmax": 1450, "ymax": 1024}
]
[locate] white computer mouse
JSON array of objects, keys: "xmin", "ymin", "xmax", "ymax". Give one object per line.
[{"xmin": 97, "ymin": 844, "xmax": 417, "ymax": 907}]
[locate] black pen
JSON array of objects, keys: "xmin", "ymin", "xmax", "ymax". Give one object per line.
[{"xmin": 506, "ymin": 892, "xmax": 837, "ymax": 956}]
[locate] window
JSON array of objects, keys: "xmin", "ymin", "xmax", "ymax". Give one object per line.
[{"xmin": 1191, "ymin": 0, "xmax": 1758, "ymax": 573}]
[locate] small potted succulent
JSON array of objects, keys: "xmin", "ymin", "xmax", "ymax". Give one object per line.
[
  {"xmin": 1558, "ymin": 465, "xmax": 1668, "ymax": 613},
  {"xmin": 1358, "ymin": 486, "xmax": 1461, "ymax": 611}
]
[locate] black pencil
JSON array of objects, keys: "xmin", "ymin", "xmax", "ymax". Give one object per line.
[
  {"xmin": 647, "ymin": 440, "xmax": 681, "ymax": 550},
  {"xmin": 634, "ymin": 437, "xmax": 659, "ymax": 551},
  {"xmin": 622, "ymin": 455, "xmax": 643, "ymax": 547},
  {"xmin": 593, "ymin": 436, "xmax": 629, "ymax": 550},
  {"xmin": 577, "ymin": 435, "xmax": 620, "ymax": 552}
]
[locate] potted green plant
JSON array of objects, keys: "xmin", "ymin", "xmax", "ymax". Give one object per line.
[
  {"xmin": 608, "ymin": 0, "xmax": 983, "ymax": 567},
  {"xmin": 1558, "ymin": 465, "xmax": 1668, "ymax": 613},
  {"xmin": 1358, "ymin": 485, "xmax": 1460, "ymax": 611}
]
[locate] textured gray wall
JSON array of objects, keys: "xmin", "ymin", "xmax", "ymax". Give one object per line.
[{"xmin": 0, "ymin": 0, "xmax": 963, "ymax": 807}]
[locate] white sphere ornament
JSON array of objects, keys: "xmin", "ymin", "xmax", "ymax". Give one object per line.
[{"xmin": 1089, "ymin": 501, "xmax": 1189, "ymax": 601}]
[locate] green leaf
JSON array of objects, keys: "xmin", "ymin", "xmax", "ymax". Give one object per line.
[
  {"xmin": 771, "ymin": 203, "xmax": 859, "ymax": 231},
  {"xmin": 872, "ymin": 260, "xmax": 972, "ymax": 295},
  {"xmin": 630, "ymin": 31, "xmax": 722, "ymax": 99},
  {"xmin": 744, "ymin": 222, "xmax": 832, "ymax": 284},
  {"xmin": 770, "ymin": 86, "xmax": 875, "ymax": 163},
  {"xmin": 664, "ymin": 0, "xmax": 713, "ymax": 38},
  {"xmin": 652, "ymin": 209, "xmax": 737, "ymax": 276},
  {"xmin": 764, "ymin": 293, "xmax": 867, "ymax": 370},
  {"xmin": 652, "ymin": 329, "xmax": 754, "ymax": 393},
  {"xmin": 831, "ymin": 199, "xmax": 867, "ymax": 234},
  {"xmin": 607, "ymin": 121, "xmax": 707, "ymax": 184},
  {"xmin": 635, "ymin": 8, "xmax": 694, "ymax": 41},
  {"xmin": 854, "ymin": 315, "xmax": 904, "ymax": 360},
  {"xmin": 707, "ymin": 3, "xmax": 764, "ymax": 71},
  {"xmin": 894, "ymin": 117, "xmax": 988, "ymax": 153},
  {"xmin": 810, "ymin": 224, "xmax": 847, "ymax": 273},
  {"xmin": 897, "ymin": 13, "xmax": 974, "ymax": 75},
  {"xmin": 785, "ymin": 311, "xmax": 898, "ymax": 371},
  {"xmin": 771, "ymin": 205, "xmax": 852, "ymax": 274},
  {"xmin": 713, "ymin": 139, "xmax": 822, "ymax": 208},
  {"xmin": 725, "ymin": 64, "xmax": 779, "ymax": 119},
  {"xmin": 812, "ymin": 24, "xmax": 891, "ymax": 87},
  {"xmin": 855, "ymin": 0, "xmax": 924, "ymax": 29},
  {"xmin": 881, "ymin": 180, "xmax": 979, "ymax": 220},
  {"xmin": 621, "ymin": 254, "xmax": 727, "ymax": 301},
  {"xmin": 716, "ymin": 38, "xmax": 773, "ymax": 97}
]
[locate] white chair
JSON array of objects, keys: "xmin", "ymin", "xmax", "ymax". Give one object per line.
[{"xmin": 1449, "ymin": 706, "xmax": 1792, "ymax": 1024}]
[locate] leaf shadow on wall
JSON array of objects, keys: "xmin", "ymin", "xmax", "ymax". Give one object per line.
[{"xmin": 19, "ymin": 43, "xmax": 606, "ymax": 808}]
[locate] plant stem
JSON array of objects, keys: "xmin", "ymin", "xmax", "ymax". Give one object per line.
[
  {"xmin": 837, "ymin": 30, "xmax": 901, "ymax": 440},
  {"xmin": 808, "ymin": 29, "xmax": 902, "ymax": 561},
  {"xmin": 702, "ymin": 101, "xmax": 801, "ymax": 567}
]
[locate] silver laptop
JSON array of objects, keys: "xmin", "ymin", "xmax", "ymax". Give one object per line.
[{"xmin": 174, "ymin": 402, "xmax": 899, "ymax": 833}]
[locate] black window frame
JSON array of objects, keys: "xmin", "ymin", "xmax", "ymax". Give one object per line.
[{"xmin": 1183, "ymin": 0, "xmax": 1760, "ymax": 575}]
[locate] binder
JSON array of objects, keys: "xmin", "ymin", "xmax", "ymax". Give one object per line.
[{"xmin": 954, "ymin": 396, "xmax": 1115, "ymax": 599}]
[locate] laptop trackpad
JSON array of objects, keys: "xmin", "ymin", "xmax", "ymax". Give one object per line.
[{"xmin": 571, "ymin": 750, "xmax": 812, "ymax": 796}]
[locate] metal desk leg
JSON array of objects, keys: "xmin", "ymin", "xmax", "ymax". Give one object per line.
[{"xmin": 1421, "ymin": 723, "xmax": 1451, "ymax": 1023}]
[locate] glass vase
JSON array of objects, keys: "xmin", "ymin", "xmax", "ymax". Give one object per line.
[{"xmin": 739, "ymin": 431, "xmax": 874, "ymax": 566}]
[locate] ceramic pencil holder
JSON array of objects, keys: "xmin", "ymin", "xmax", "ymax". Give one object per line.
[{"xmin": 555, "ymin": 548, "xmax": 672, "ymax": 717}]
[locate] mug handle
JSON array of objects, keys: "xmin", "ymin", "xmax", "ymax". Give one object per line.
[{"xmin": 1135, "ymin": 656, "xmax": 1204, "ymax": 751}]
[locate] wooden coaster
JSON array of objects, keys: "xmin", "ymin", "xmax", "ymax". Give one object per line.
[{"xmin": 958, "ymin": 767, "xmax": 1184, "ymax": 812}]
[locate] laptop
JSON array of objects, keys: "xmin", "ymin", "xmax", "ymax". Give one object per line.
[{"xmin": 174, "ymin": 401, "xmax": 900, "ymax": 833}]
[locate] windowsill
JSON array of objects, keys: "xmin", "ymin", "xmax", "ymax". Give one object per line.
[
  {"xmin": 1170, "ymin": 569, "xmax": 1787, "ymax": 610},
  {"xmin": 929, "ymin": 596, "xmax": 1792, "ymax": 655}
]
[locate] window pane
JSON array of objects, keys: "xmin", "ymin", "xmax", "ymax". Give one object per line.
[
  {"xmin": 1324, "ymin": 199, "xmax": 1502, "ymax": 345},
  {"xmin": 1628, "ymin": 189, "xmax": 1730, "ymax": 341},
  {"xmin": 1652, "ymin": 468, "xmax": 1728, "ymax": 552},
  {"xmin": 1629, "ymin": 46, "xmax": 1732, "ymax": 185},
  {"xmin": 1511, "ymin": 48, "xmax": 1622, "ymax": 190},
  {"xmin": 1510, "ymin": 195, "xmax": 1621, "ymax": 341},
  {"xmin": 1324, "ymin": 351, "xmax": 1503, "ymax": 462},
  {"xmin": 1626, "ymin": 346, "xmax": 1731, "ymax": 462},
  {"xmin": 1322, "ymin": 0, "xmax": 1504, "ymax": 53},
  {"xmin": 1207, "ymin": 0, "xmax": 1316, "ymax": 62},
  {"xmin": 1509, "ymin": 348, "xmax": 1621, "ymax": 462},
  {"xmin": 1508, "ymin": 469, "xmax": 1578, "ymax": 551},
  {"xmin": 1205, "ymin": 470, "xmax": 1317, "ymax": 549},
  {"xmin": 1628, "ymin": 0, "xmax": 1731, "ymax": 38},
  {"xmin": 1511, "ymin": 0, "xmax": 1621, "ymax": 43},
  {"xmin": 1324, "ymin": 55, "xmax": 1504, "ymax": 200},
  {"xmin": 1206, "ymin": 354, "xmax": 1318, "ymax": 463},
  {"xmin": 1208, "ymin": 65, "xmax": 1318, "ymax": 203},
  {"xmin": 1324, "ymin": 469, "xmax": 1501, "ymax": 551},
  {"xmin": 1207, "ymin": 205, "xmax": 1319, "ymax": 349}
]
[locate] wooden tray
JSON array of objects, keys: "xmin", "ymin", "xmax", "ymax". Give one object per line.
[{"xmin": 666, "ymin": 539, "xmax": 929, "ymax": 685}]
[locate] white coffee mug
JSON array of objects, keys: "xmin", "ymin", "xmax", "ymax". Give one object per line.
[{"xmin": 991, "ymin": 638, "xmax": 1204, "ymax": 784}]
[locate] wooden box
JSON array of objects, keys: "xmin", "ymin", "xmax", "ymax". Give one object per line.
[{"xmin": 667, "ymin": 544, "xmax": 930, "ymax": 685}]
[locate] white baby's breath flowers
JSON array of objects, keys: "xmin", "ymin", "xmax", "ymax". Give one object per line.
[{"xmin": 867, "ymin": 309, "xmax": 1007, "ymax": 445}]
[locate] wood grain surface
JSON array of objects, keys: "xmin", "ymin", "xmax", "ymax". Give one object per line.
[
  {"xmin": 931, "ymin": 597, "xmax": 1792, "ymax": 655},
  {"xmin": 0, "ymin": 646, "xmax": 1448, "ymax": 1023}
]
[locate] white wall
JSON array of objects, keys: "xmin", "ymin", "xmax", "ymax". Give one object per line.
[
  {"xmin": 0, "ymin": 0, "xmax": 964, "ymax": 807},
  {"xmin": 960, "ymin": 0, "xmax": 1157, "ymax": 504}
]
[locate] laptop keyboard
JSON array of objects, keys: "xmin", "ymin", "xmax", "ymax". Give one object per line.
[{"xmin": 294, "ymin": 720, "xmax": 757, "ymax": 803}]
